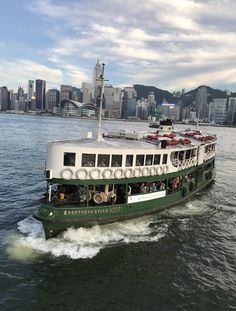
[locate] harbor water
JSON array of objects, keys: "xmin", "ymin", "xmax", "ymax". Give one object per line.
[{"xmin": 0, "ymin": 114, "xmax": 235, "ymax": 311}]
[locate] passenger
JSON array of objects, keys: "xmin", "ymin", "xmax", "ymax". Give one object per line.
[
  {"xmin": 140, "ymin": 183, "xmax": 147, "ymax": 193},
  {"xmin": 149, "ymin": 182, "xmax": 157, "ymax": 192},
  {"xmin": 160, "ymin": 181, "xmax": 166, "ymax": 190}
]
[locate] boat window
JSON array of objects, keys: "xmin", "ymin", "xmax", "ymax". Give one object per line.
[
  {"xmin": 191, "ymin": 149, "xmax": 196, "ymax": 158},
  {"xmin": 154, "ymin": 154, "xmax": 161, "ymax": 165},
  {"xmin": 126, "ymin": 155, "xmax": 133, "ymax": 167},
  {"xmin": 136, "ymin": 154, "xmax": 144, "ymax": 166},
  {"xmin": 111, "ymin": 155, "xmax": 122, "ymax": 167},
  {"xmin": 162, "ymin": 154, "xmax": 168, "ymax": 164},
  {"xmin": 145, "ymin": 154, "xmax": 153, "ymax": 166},
  {"xmin": 185, "ymin": 150, "xmax": 191, "ymax": 160},
  {"xmin": 82, "ymin": 153, "xmax": 96, "ymax": 167},
  {"xmin": 179, "ymin": 151, "xmax": 185, "ymax": 161},
  {"xmin": 97, "ymin": 154, "xmax": 110, "ymax": 167},
  {"xmin": 64, "ymin": 152, "xmax": 76, "ymax": 166}
]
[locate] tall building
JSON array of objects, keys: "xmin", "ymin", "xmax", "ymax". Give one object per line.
[
  {"xmin": 226, "ymin": 97, "xmax": 236, "ymax": 124},
  {"xmin": 0, "ymin": 86, "xmax": 9, "ymax": 111},
  {"xmin": 147, "ymin": 91, "xmax": 156, "ymax": 115},
  {"xmin": 72, "ymin": 87, "xmax": 82, "ymax": 102},
  {"xmin": 17, "ymin": 86, "xmax": 25, "ymax": 101},
  {"xmin": 60, "ymin": 85, "xmax": 73, "ymax": 102},
  {"xmin": 46, "ymin": 89, "xmax": 60, "ymax": 111},
  {"xmin": 195, "ymin": 86, "xmax": 208, "ymax": 120},
  {"xmin": 104, "ymin": 86, "xmax": 122, "ymax": 118},
  {"xmin": 92, "ymin": 59, "xmax": 103, "ymax": 106},
  {"xmin": 81, "ymin": 82, "xmax": 93, "ymax": 104},
  {"xmin": 27, "ymin": 80, "xmax": 34, "ymax": 101},
  {"xmin": 209, "ymin": 98, "xmax": 227, "ymax": 124},
  {"xmin": 121, "ymin": 87, "xmax": 137, "ymax": 119},
  {"xmin": 35, "ymin": 79, "xmax": 46, "ymax": 110}
]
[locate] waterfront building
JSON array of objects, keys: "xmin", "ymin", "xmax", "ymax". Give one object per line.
[
  {"xmin": 136, "ymin": 98, "xmax": 149, "ymax": 120},
  {"xmin": 157, "ymin": 101, "xmax": 181, "ymax": 121},
  {"xmin": 46, "ymin": 89, "xmax": 60, "ymax": 111},
  {"xmin": 0, "ymin": 86, "xmax": 9, "ymax": 111},
  {"xmin": 121, "ymin": 87, "xmax": 137, "ymax": 119},
  {"xmin": 35, "ymin": 79, "xmax": 46, "ymax": 110},
  {"xmin": 60, "ymin": 85, "xmax": 72, "ymax": 102},
  {"xmin": 72, "ymin": 87, "xmax": 83, "ymax": 102},
  {"xmin": 27, "ymin": 80, "xmax": 34, "ymax": 101},
  {"xmin": 147, "ymin": 91, "xmax": 156, "ymax": 115},
  {"xmin": 81, "ymin": 82, "xmax": 93, "ymax": 104},
  {"xmin": 195, "ymin": 86, "xmax": 208, "ymax": 120},
  {"xmin": 226, "ymin": 97, "xmax": 236, "ymax": 124},
  {"xmin": 104, "ymin": 86, "xmax": 122, "ymax": 118},
  {"xmin": 17, "ymin": 86, "xmax": 24, "ymax": 101},
  {"xmin": 209, "ymin": 98, "xmax": 227, "ymax": 124}
]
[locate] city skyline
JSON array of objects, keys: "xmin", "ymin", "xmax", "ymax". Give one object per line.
[{"xmin": 1, "ymin": 0, "xmax": 236, "ymax": 92}]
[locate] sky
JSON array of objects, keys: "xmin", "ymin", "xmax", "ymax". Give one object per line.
[{"xmin": 1, "ymin": 0, "xmax": 236, "ymax": 92}]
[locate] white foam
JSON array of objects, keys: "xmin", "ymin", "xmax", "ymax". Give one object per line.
[
  {"xmin": 5, "ymin": 215, "xmax": 167, "ymax": 260},
  {"xmin": 161, "ymin": 200, "xmax": 210, "ymax": 217}
]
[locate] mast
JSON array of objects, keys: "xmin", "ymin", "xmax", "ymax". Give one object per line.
[{"xmin": 97, "ymin": 63, "xmax": 106, "ymax": 141}]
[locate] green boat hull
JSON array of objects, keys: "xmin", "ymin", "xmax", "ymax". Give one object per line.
[{"xmin": 34, "ymin": 159, "xmax": 215, "ymax": 239}]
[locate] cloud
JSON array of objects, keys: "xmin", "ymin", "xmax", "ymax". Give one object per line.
[
  {"xmin": 2, "ymin": 0, "xmax": 235, "ymax": 91},
  {"xmin": 0, "ymin": 59, "xmax": 87, "ymax": 90}
]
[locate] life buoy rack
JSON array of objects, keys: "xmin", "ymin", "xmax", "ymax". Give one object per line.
[
  {"xmin": 142, "ymin": 167, "xmax": 149, "ymax": 176},
  {"xmin": 133, "ymin": 167, "xmax": 142, "ymax": 178},
  {"xmin": 103, "ymin": 168, "xmax": 113, "ymax": 179},
  {"xmin": 114, "ymin": 168, "xmax": 123, "ymax": 179},
  {"xmin": 76, "ymin": 168, "xmax": 88, "ymax": 180},
  {"xmin": 124, "ymin": 168, "xmax": 133, "ymax": 178},
  {"xmin": 93, "ymin": 192, "xmax": 105, "ymax": 204},
  {"xmin": 90, "ymin": 168, "xmax": 101, "ymax": 180},
  {"xmin": 149, "ymin": 167, "xmax": 156, "ymax": 176},
  {"xmin": 61, "ymin": 168, "xmax": 74, "ymax": 180},
  {"xmin": 162, "ymin": 166, "xmax": 169, "ymax": 174},
  {"xmin": 182, "ymin": 187, "xmax": 187, "ymax": 197}
]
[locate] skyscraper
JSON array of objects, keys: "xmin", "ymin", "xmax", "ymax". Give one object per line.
[
  {"xmin": 92, "ymin": 59, "xmax": 103, "ymax": 106},
  {"xmin": 195, "ymin": 86, "xmax": 208, "ymax": 120},
  {"xmin": 27, "ymin": 80, "xmax": 34, "ymax": 101},
  {"xmin": 46, "ymin": 89, "xmax": 60, "ymax": 111},
  {"xmin": 35, "ymin": 79, "xmax": 46, "ymax": 110},
  {"xmin": 0, "ymin": 86, "xmax": 9, "ymax": 111}
]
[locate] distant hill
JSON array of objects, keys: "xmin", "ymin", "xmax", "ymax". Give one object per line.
[
  {"xmin": 134, "ymin": 84, "xmax": 236, "ymax": 107},
  {"xmin": 133, "ymin": 84, "xmax": 176, "ymax": 104}
]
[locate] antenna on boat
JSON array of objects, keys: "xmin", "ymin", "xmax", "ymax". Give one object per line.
[{"xmin": 97, "ymin": 63, "xmax": 108, "ymax": 141}]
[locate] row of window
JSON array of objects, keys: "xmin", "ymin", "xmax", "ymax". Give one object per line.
[
  {"xmin": 171, "ymin": 148, "xmax": 197, "ymax": 162},
  {"xmin": 205, "ymin": 144, "xmax": 216, "ymax": 153},
  {"xmin": 64, "ymin": 152, "xmax": 168, "ymax": 167}
]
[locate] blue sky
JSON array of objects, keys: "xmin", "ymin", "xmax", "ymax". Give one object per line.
[{"xmin": 1, "ymin": 0, "xmax": 236, "ymax": 92}]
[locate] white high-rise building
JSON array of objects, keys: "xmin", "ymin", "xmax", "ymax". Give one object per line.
[
  {"xmin": 27, "ymin": 80, "xmax": 34, "ymax": 101},
  {"xmin": 209, "ymin": 98, "xmax": 227, "ymax": 124},
  {"xmin": 104, "ymin": 86, "xmax": 122, "ymax": 118},
  {"xmin": 196, "ymin": 86, "xmax": 208, "ymax": 120}
]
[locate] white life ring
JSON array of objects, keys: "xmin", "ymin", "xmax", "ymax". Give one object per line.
[
  {"xmin": 76, "ymin": 168, "xmax": 87, "ymax": 180},
  {"xmin": 133, "ymin": 167, "xmax": 142, "ymax": 178},
  {"xmin": 142, "ymin": 167, "xmax": 149, "ymax": 176},
  {"xmin": 149, "ymin": 167, "xmax": 156, "ymax": 176},
  {"xmin": 61, "ymin": 168, "xmax": 73, "ymax": 180},
  {"xmin": 93, "ymin": 192, "xmax": 105, "ymax": 204},
  {"xmin": 90, "ymin": 168, "xmax": 101, "ymax": 180},
  {"xmin": 114, "ymin": 168, "xmax": 123, "ymax": 179},
  {"xmin": 103, "ymin": 168, "xmax": 113, "ymax": 179},
  {"xmin": 124, "ymin": 168, "xmax": 133, "ymax": 178},
  {"xmin": 163, "ymin": 166, "xmax": 169, "ymax": 174}
]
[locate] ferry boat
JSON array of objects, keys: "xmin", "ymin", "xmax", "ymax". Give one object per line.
[{"xmin": 33, "ymin": 67, "xmax": 216, "ymax": 239}]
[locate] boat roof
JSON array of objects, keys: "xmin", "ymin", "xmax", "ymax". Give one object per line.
[{"xmin": 49, "ymin": 129, "xmax": 216, "ymax": 150}]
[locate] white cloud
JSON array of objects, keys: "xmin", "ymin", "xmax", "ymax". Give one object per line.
[{"xmin": 3, "ymin": 0, "xmax": 235, "ymax": 91}]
